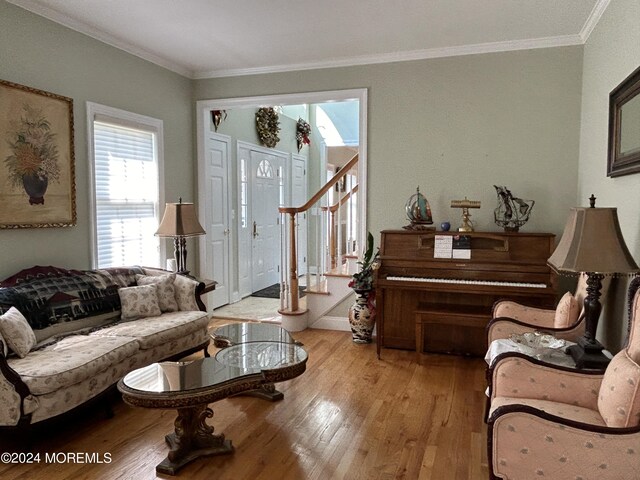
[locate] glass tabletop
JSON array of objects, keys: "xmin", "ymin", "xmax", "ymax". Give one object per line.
[
  {"xmin": 121, "ymin": 358, "xmax": 255, "ymax": 393},
  {"xmin": 215, "ymin": 341, "xmax": 308, "ymax": 370},
  {"xmin": 211, "ymin": 322, "xmax": 296, "ymax": 344},
  {"xmin": 121, "ymin": 341, "xmax": 307, "ymax": 394}
]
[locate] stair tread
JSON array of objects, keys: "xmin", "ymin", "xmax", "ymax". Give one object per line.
[
  {"xmin": 325, "ymin": 264, "xmax": 352, "ymax": 277},
  {"xmin": 304, "ymin": 281, "xmax": 330, "ymax": 295}
]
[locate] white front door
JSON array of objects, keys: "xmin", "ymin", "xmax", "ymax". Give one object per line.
[
  {"xmin": 201, "ymin": 134, "xmax": 230, "ymax": 309},
  {"xmin": 251, "ymin": 151, "xmax": 281, "ymax": 292}
]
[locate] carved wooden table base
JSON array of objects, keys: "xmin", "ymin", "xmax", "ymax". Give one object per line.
[
  {"xmin": 156, "ymin": 404, "xmax": 233, "ymax": 475},
  {"xmin": 118, "ymin": 335, "xmax": 307, "ymax": 476}
]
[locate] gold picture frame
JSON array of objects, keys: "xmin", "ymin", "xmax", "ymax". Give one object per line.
[{"xmin": 0, "ymin": 79, "xmax": 76, "ymax": 228}]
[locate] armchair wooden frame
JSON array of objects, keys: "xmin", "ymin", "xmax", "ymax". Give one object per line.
[{"xmin": 486, "ymin": 277, "xmax": 640, "ymax": 480}]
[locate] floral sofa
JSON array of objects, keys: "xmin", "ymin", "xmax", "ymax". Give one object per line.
[{"xmin": 0, "ymin": 265, "xmax": 211, "ymax": 429}]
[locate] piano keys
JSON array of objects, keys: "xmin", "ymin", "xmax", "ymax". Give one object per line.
[{"xmin": 374, "ymin": 230, "xmax": 558, "ymax": 357}]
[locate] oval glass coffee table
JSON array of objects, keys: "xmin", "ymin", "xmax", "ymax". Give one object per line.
[
  {"xmin": 118, "ymin": 340, "xmax": 307, "ymax": 475},
  {"xmin": 211, "ymin": 322, "xmax": 303, "ymax": 348},
  {"xmin": 210, "ymin": 322, "xmax": 304, "ymax": 401}
]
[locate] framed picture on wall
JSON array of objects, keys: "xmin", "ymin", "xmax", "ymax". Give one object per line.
[
  {"xmin": 607, "ymin": 65, "xmax": 640, "ymax": 177},
  {"xmin": 0, "ymin": 79, "xmax": 76, "ymax": 228}
]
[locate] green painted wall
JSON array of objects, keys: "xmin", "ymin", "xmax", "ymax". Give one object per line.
[
  {"xmin": 5, "ymin": 0, "xmax": 636, "ymax": 352},
  {"xmin": 0, "ymin": 1, "xmax": 194, "ymax": 279},
  {"xmin": 578, "ymin": 0, "xmax": 640, "ymax": 350},
  {"xmin": 194, "ymin": 47, "xmax": 584, "ymax": 244}
]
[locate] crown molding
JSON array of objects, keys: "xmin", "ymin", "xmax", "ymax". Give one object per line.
[
  {"xmin": 7, "ymin": 0, "xmax": 193, "ymax": 78},
  {"xmin": 9, "ymin": 0, "xmax": 610, "ymax": 80},
  {"xmin": 579, "ymin": 0, "xmax": 612, "ymax": 43},
  {"xmin": 194, "ymin": 35, "xmax": 584, "ymax": 79}
]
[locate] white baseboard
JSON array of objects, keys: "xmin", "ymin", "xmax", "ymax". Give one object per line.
[{"xmin": 310, "ymin": 315, "xmax": 350, "ymax": 331}]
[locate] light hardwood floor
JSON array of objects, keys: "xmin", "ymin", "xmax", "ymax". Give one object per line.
[{"xmin": 0, "ymin": 322, "xmax": 490, "ymax": 480}]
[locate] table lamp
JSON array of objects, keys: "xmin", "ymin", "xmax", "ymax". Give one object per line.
[
  {"xmin": 548, "ymin": 195, "xmax": 639, "ymax": 368},
  {"xmin": 155, "ymin": 198, "xmax": 205, "ymax": 275}
]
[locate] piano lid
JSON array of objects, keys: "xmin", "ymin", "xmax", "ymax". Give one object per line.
[{"xmin": 379, "ymin": 230, "xmax": 556, "ymax": 266}]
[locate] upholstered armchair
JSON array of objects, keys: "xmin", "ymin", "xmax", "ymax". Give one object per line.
[
  {"xmin": 486, "ymin": 278, "xmax": 640, "ymax": 479},
  {"xmin": 487, "ymin": 274, "xmax": 612, "ymax": 344}
]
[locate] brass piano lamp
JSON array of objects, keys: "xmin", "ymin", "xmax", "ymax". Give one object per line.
[
  {"xmin": 450, "ymin": 197, "xmax": 481, "ymax": 232},
  {"xmin": 548, "ymin": 195, "xmax": 639, "ymax": 369}
]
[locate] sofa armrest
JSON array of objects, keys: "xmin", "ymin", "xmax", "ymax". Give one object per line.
[
  {"xmin": 0, "ymin": 350, "xmax": 32, "ymax": 425},
  {"xmin": 489, "ymin": 353, "xmax": 604, "ymax": 410}
]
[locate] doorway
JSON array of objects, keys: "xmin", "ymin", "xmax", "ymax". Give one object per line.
[
  {"xmin": 197, "ymin": 89, "xmax": 368, "ymax": 308},
  {"xmin": 236, "ymin": 142, "xmax": 289, "ymax": 297}
]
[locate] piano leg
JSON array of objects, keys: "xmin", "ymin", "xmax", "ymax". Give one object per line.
[{"xmin": 415, "ymin": 317, "xmax": 424, "ymax": 354}]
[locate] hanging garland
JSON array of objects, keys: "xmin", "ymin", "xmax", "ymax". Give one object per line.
[
  {"xmin": 255, "ymin": 107, "xmax": 280, "ymax": 148},
  {"xmin": 296, "ymin": 118, "xmax": 311, "ymax": 152}
]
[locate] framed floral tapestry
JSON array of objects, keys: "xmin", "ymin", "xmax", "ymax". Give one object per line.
[{"xmin": 0, "ymin": 79, "xmax": 76, "ymax": 228}]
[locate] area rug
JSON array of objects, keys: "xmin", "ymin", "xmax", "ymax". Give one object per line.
[{"xmin": 251, "ymin": 283, "xmax": 306, "ymax": 299}]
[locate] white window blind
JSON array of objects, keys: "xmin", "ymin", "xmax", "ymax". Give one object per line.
[{"xmin": 93, "ymin": 120, "xmax": 160, "ymax": 268}]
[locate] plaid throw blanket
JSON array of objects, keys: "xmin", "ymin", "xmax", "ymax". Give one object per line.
[{"xmin": 0, "ymin": 266, "xmax": 144, "ymax": 330}]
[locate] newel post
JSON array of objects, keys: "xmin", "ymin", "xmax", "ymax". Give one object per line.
[
  {"xmin": 329, "ymin": 210, "xmax": 337, "ymax": 269},
  {"xmin": 288, "ymin": 213, "xmax": 299, "ymax": 312}
]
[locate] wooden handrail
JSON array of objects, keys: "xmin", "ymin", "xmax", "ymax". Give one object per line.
[
  {"xmin": 321, "ymin": 184, "xmax": 359, "ymax": 213},
  {"xmin": 278, "ymin": 151, "xmax": 359, "ymax": 315},
  {"xmin": 279, "ymin": 153, "xmax": 358, "ymax": 214}
]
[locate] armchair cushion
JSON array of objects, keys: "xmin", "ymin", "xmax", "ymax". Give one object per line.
[
  {"xmin": 0, "ymin": 307, "xmax": 36, "ymax": 358},
  {"xmin": 598, "ymin": 351, "xmax": 640, "ymax": 428},
  {"xmin": 554, "ymin": 291, "xmax": 580, "ymax": 328}
]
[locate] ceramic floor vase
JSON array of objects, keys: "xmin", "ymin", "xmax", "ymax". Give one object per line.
[{"xmin": 348, "ymin": 289, "xmax": 375, "ymax": 344}]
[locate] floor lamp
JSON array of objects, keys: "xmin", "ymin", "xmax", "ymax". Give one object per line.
[
  {"xmin": 155, "ymin": 198, "xmax": 205, "ymax": 276},
  {"xmin": 548, "ymin": 196, "xmax": 639, "ymax": 369}
]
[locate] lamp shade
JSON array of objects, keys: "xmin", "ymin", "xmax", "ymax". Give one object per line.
[
  {"xmin": 155, "ymin": 201, "xmax": 205, "ymax": 237},
  {"xmin": 548, "ymin": 207, "xmax": 639, "ymax": 275}
]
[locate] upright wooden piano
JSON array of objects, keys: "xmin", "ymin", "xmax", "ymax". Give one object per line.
[{"xmin": 374, "ymin": 230, "xmax": 557, "ymax": 357}]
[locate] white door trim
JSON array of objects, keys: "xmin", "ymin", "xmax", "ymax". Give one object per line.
[{"xmin": 195, "ymin": 88, "xmax": 368, "ymax": 251}]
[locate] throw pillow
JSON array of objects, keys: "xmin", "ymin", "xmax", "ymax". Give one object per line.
[
  {"xmin": 553, "ymin": 291, "xmax": 580, "ymax": 328},
  {"xmin": 598, "ymin": 351, "xmax": 640, "ymax": 428},
  {"xmin": 174, "ymin": 274, "xmax": 200, "ymax": 311},
  {"xmin": 0, "ymin": 307, "xmax": 37, "ymax": 358},
  {"xmin": 136, "ymin": 273, "xmax": 179, "ymax": 312},
  {"xmin": 118, "ymin": 284, "xmax": 162, "ymax": 321}
]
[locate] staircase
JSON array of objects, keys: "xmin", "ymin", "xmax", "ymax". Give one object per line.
[{"xmin": 278, "ymin": 153, "xmax": 360, "ymax": 332}]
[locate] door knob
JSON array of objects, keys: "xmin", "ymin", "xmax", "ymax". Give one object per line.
[
  {"xmin": 224, "ymin": 228, "xmax": 230, "ymax": 236},
  {"xmin": 253, "ymin": 221, "xmax": 259, "ymax": 238}
]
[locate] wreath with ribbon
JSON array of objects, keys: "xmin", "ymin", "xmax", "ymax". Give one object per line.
[
  {"xmin": 296, "ymin": 118, "xmax": 311, "ymax": 152},
  {"xmin": 255, "ymin": 107, "xmax": 280, "ymax": 148}
]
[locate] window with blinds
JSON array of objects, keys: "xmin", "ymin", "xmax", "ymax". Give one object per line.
[{"xmin": 89, "ymin": 106, "xmax": 162, "ymax": 269}]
